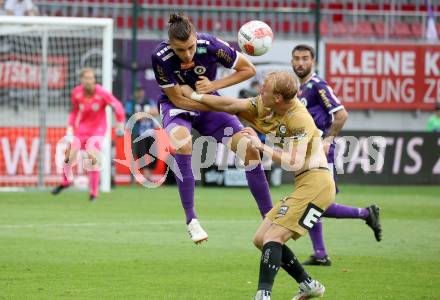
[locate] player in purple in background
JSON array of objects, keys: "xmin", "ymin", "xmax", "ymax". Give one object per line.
[
  {"xmin": 291, "ymin": 44, "xmax": 383, "ymax": 266},
  {"xmin": 151, "ymin": 13, "xmax": 273, "ymax": 244}
]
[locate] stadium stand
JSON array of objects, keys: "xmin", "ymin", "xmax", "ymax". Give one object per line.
[{"xmin": 36, "ymin": 0, "xmax": 439, "ymax": 39}]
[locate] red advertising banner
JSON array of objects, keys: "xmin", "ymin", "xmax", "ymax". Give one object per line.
[
  {"xmin": 0, "ymin": 54, "xmax": 68, "ymax": 89},
  {"xmin": 0, "ymin": 127, "xmax": 171, "ymax": 187},
  {"xmin": 325, "ymin": 43, "xmax": 440, "ymax": 110}
]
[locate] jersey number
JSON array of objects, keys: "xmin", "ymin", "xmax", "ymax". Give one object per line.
[{"xmin": 299, "ymin": 203, "xmax": 324, "ymax": 230}]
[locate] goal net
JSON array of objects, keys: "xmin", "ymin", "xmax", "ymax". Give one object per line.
[{"xmin": 0, "ymin": 16, "xmax": 113, "ymax": 191}]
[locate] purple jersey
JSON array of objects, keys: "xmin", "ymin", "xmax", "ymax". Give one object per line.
[
  {"xmin": 151, "ymin": 33, "xmax": 238, "ymax": 104},
  {"xmin": 297, "ymin": 73, "xmax": 344, "ymax": 135},
  {"xmin": 298, "ymin": 73, "xmax": 344, "ymax": 165}
]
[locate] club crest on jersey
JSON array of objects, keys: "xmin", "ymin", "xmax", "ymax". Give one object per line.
[
  {"xmin": 278, "ymin": 124, "xmax": 287, "ymax": 135},
  {"xmin": 92, "ymin": 103, "xmax": 100, "ymax": 111},
  {"xmin": 194, "ymin": 66, "xmax": 207, "ymax": 75},
  {"xmin": 180, "ymin": 61, "xmax": 195, "ymax": 70},
  {"xmin": 79, "ymin": 104, "xmax": 84, "ymax": 110},
  {"xmin": 299, "ymin": 97, "xmax": 308, "ymax": 107},
  {"xmin": 278, "ymin": 205, "xmax": 289, "ymax": 215}
]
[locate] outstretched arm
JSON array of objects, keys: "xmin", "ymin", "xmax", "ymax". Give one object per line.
[
  {"xmin": 180, "ymin": 85, "xmax": 250, "ymax": 114},
  {"xmin": 195, "ymin": 53, "xmax": 256, "ymax": 94},
  {"xmin": 162, "ymin": 84, "xmax": 215, "ymax": 112}
]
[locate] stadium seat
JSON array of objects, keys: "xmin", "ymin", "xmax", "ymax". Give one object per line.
[
  {"xmin": 331, "ymin": 22, "xmax": 348, "ymax": 36},
  {"xmin": 373, "ymin": 21, "xmax": 385, "ymax": 38},
  {"xmin": 401, "ymin": 3, "xmax": 416, "ymax": 11},
  {"xmin": 365, "ymin": 3, "xmax": 379, "ymax": 11},
  {"xmin": 391, "ymin": 22, "xmax": 412, "ymax": 39},
  {"xmin": 137, "ymin": 16, "xmax": 145, "ymax": 29},
  {"xmin": 116, "ymin": 15, "xmax": 125, "ymax": 28},
  {"xmin": 282, "ymin": 20, "xmax": 291, "ymax": 34},
  {"xmin": 147, "ymin": 16, "xmax": 154, "ymax": 29},
  {"xmin": 319, "ymin": 20, "xmax": 328, "ymax": 36},
  {"xmin": 410, "ymin": 23, "xmax": 423, "ymax": 39},
  {"xmin": 157, "ymin": 16, "xmax": 165, "ymax": 30},
  {"xmin": 352, "ymin": 21, "xmax": 375, "ymax": 37}
]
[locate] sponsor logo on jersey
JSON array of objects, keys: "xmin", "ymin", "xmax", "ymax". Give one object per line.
[
  {"xmin": 180, "ymin": 61, "xmax": 195, "ymax": 70},
  {"xmin": 318, "ymin": 89, "xmax": 332, "ymax": 108},
  {"xmin": 278, "ymin": 205, "xmax": 289, "ymax": 215},
  {"xmin": 155, "ymin": 65, "xmax": 169, "ymax": 84},
  {"xmin": 292, "ymin": 127, "xmax": 307, "ymax": 141},
  {"xmin": 216, "ymin": 49, "xmax": 233, "ymax": 64},
  {"xmin": 196, "ymin": 47, "xmax": 207, "ymax": 54},
  {"xmin": 162, "ymin": 52, "xmax": 174, "ymax": 61},
  {"xmin": 306, "ymin": 82, "xmax": 313, "ymax": 88},
  {"xmin": 197, "ymin": 39, "xmax": 211, "ymax": 45},
  {"xmin": 194, "ymin": 66, "xmax": 207, "ymax": 75}
]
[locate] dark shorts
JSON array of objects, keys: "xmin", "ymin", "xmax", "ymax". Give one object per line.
[{"xmin": 159, "ymin": 101, "xmax": 243, "ymax": 142}]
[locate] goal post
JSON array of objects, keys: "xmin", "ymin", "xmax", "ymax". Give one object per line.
[{"xmin": 0, "ymin": 16, "xmax": 114, "ymax": 192}]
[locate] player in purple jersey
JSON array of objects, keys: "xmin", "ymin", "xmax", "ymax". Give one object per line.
[
  {"xmin": 151, "ymin": 13, "xmax": 273, "ymax": 244},
  {"xmin": 291, "ymin": 44, "xmax": 383, "ymax": 266}
]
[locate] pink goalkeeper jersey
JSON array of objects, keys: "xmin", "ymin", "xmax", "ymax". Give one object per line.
[{"xmin": 68, "ymin": 84, "xmax": 125, "ymax": 137}]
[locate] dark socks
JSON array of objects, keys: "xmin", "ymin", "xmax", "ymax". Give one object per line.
[
  {"xmin": 258, "ymin": 242, "xmax": 282, "ymax": 292},
  {"xmin": 281, "ymin": 244, "xmax": 311, "ymax": 283}
]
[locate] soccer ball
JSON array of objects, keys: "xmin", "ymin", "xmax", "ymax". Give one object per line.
[
  {"xmin": 237, "ymin": 20, "xmax": 273, "ymax": 56},
  {"xmin": 74, "ymin": 175, "xmax": 89, "ymax": 190}
]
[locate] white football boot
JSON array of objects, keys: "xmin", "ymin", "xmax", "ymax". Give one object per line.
[
  {"xmin": 187, "ymin": 219, "xmax": 208, "ymax": 244},
  {"xmin": 291, "ymin": 279, "xmax": 325, "ymax": 300},
  {"xmin": 253, "ymin": 290, "xmax": 271, "ymax": 300}
]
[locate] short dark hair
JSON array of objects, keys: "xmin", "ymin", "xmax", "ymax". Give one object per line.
[
  {"xmin": 168, "ymin": 12, "xmax": 195, "ymax": 41},
  {"xmin": 292, "ymin": 44, "xmax": 315, "ymax": 59}
]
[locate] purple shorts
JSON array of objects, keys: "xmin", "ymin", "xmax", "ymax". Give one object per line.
[{"xmin": 159, "ymin": 101, "xmax": 243, "ymax": 142}]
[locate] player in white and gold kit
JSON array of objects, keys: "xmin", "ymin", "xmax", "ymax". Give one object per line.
[{"xmin": 182, "ymin": 71, "xmax": 334, "ymax": 300}]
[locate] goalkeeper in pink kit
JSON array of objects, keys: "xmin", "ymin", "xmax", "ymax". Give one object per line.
[{"xmin": 52, "ymin": 68, "xmax": 125, "ymax": 201}]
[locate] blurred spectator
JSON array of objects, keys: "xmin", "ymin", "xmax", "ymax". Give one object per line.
[
  {"xmin": 426, "ymin": 102, "xmax": 440, "ymax": 132},
  {"xmin": 125, "ymin": 85, "xmax": 159, "ymax": 173},
  {"xmin": 0, "ymin": 0, "xmax": 6, "ymax": 15},
  {"xmin": 238, "ymin": 80, "xmax": 260, "ymax": 98},
  {"xmin": 5, "ymin": 0, "xmax": 37, "ymax": 16}
]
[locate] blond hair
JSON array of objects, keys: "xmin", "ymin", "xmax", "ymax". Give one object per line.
[
  {"xmin": 265, "ymin": 71, "xmax": 297, "ymax": 101},
  {"xmin": 80, "ymin": 67, "xmax": 95, "ymax": 78}
]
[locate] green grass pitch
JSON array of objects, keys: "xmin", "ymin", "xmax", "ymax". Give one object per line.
[{"xmin": 0, "ymin": 184, "xmax": 439, "ymax": 299}]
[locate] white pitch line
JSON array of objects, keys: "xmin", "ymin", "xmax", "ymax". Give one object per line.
[{"xmin": 0, "ymin": 220, "xmax": 257, "ymax": 229}]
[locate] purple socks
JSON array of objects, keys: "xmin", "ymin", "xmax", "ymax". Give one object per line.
[
  {"xmin": 245, "ymin": 164, "xmax": 273, "ymax": 217},
  {"xmin": 308, "ymin": 219, "xmax": 327, "ymax": 258},
  {"xmin": 309, "ymin": 203, "xmax": 370, "ymax": 258},
  {"xmin": 323, "ymin": 203, "xmax": 369, "ymax": 219},
  {"xmin": 174, "ymin": 154, "xmax": 197, "ymax": 224}
]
